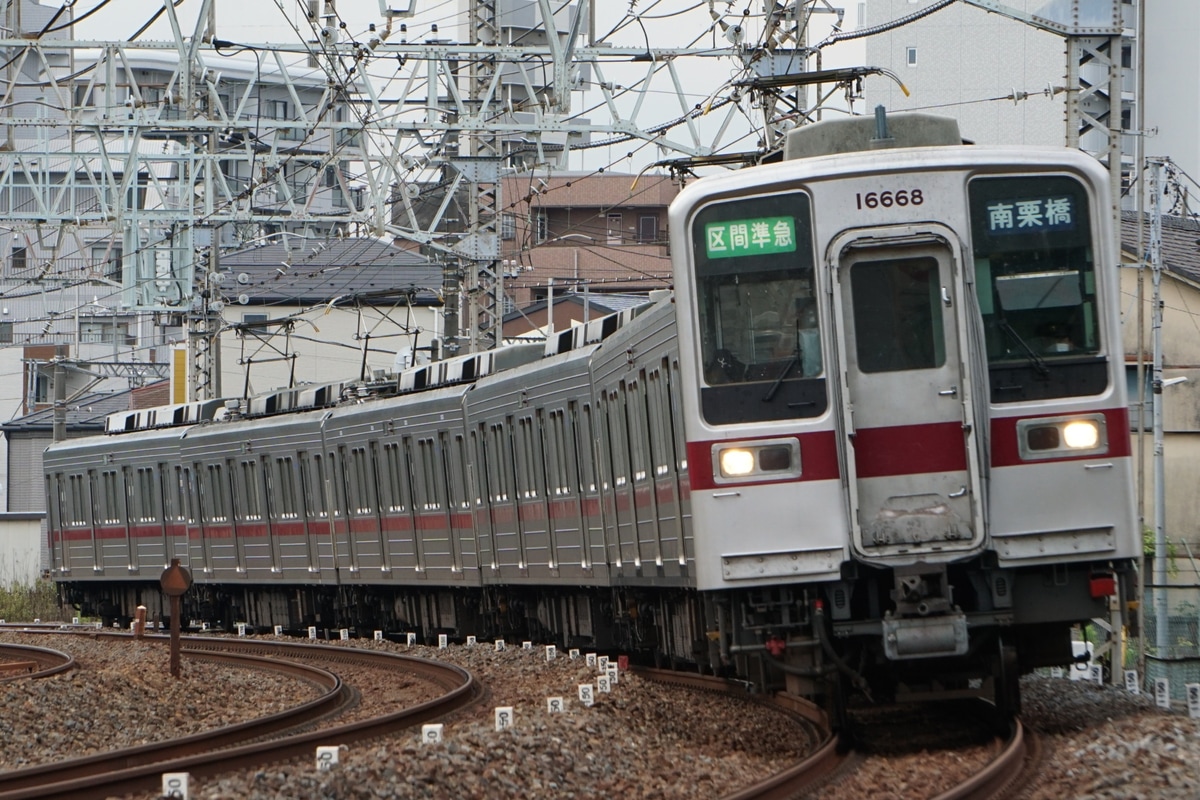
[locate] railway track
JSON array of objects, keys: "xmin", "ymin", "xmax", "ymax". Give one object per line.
[
  {"xmin": 0, "ymin": 643, "xmax": 74, "ymax": 681},
  {"xmin": 0, "ymin": 633, "xmax": 481, "ymax": 800}
]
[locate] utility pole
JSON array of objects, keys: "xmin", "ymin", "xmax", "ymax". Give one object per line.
[{"xmin": 1148, "ymin": 157, "xmax": 1169, "ymax": 658}]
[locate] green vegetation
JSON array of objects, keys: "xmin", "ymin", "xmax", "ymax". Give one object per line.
[{"xmin": 0, "ymin": 580, "xmax": 63, "ymax": 622}]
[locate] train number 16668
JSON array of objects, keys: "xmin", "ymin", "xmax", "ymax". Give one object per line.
[{"xmin": 855, "ymin": 189, "xmax": 924, "ymax": 209}]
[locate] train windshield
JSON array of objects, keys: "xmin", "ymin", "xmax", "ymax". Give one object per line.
[
  {"xmin": 969, "ymin": 175, "xmax": 1105, "ymax": 401},
  {"xmin": 691, "ymin": 192, "xmax": 819, "ymax": 388}
]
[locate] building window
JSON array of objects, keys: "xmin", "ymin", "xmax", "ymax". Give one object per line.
[
  {"xmin": 906, "ymin": 47, "xmax": 918, "ymax": 67},
  {"xmin": 80, "ymin": 317, "xmax": 135, "ymax": 346},
  {"xmin": 10, "ymin": 245, "xmax": 26, "ymax": 274},
  {"xmin": 501, "ymin": 213, "xmax": 516, "ymax": 240},
  {"xmin": 0, "ymin": 321, "xmax": 11, "ymax": 344},
  {"xmin": 243, "ymin": 313, "xmax": 268, "ymax": 324},
  {"xmin": 91, "ymin": 244, "xmax": 122, "ymax": 282},
  {"xmin": 607, "ymin": 212, "xmax": 623, "ymax": 245},
  {"xmin": 535, "ymin": 211, "xmax": 548, "ymax": 243},
  {"xmin": 637, "ymin": 215, "xmax": 659, "ymax": 244}
]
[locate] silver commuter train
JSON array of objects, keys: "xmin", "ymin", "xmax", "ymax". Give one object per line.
[{"xmin": 45, "ymin": 112, "xmax": 1138, "ymax": 716}]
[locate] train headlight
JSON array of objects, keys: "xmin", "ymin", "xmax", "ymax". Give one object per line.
[
  {"xmin": 1062, "ymin": 420, "xmax": 1100, "ymax": 449},
  {"xmin": 719, "ymin": 448, "xmax": 755, "ymax": 477},
  {"xmin": 1017, "ymin": 414, "xmax": 1107, "ymax": 460},
  {"xmin": 712, "ymin": 439, "xmax": 801, "ymax": 483}
]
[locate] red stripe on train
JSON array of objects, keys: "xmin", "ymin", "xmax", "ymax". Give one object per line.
[
  {"xmin": 852, "ymin": 421, "xmax": 969, "ymax": 478},
  {"xmin": 686, "ymin": 430, "xmax": 839, "ymax": 491},
  {"xmin": 990, "ymin": 407, "xmax": 1131, "ymax": 467}
]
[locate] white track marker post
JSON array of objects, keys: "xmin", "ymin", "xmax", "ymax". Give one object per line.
[
  {"xmin": 1187, "ymin": 684, "xmax": 1200, "ymax": 719},
  {"xmin": 438, "ymin": 633, "xmax": 448, "ymax": 649},
  {"xmin": 467, "ymin": 635, "xmax": 477, "ymax": 647},
  {"xmin": 308, "ymin": 626, "xmax": 317, "ymax": 640},
  {"xmin": 569, "ymin": 648, "xmax": 580, "ymax": 659},
  {"xmin": 545, "ymin": 645, "xmax": 556, "ymax": 662},
  {"xmin": 236, "ymin": 623, "xmax": 246, "ymax": 637},
  {"xmin": 522, "ymin": 641, "xmax": 533, "ymax": 650},
  {"xmin": 578, "ymin": 684, "xmax": 594, "ymax": 707},
  {"xmin": 161, "ymin": 773, "xmax": 190, "ymax": 799},
  {"xmin": 607, "ymin": 665, "xmax": 619, "ymax": 685},
  {"xmin": 585, "ymin": 653, "xmax": 596, "ymax": 668},
  {"xmin": 547, "ymin": 697, "xmax": 564, "ymax": 713},
  {"xmin": 339, "ymin": 629, "xmax": 349, "ymax": 641},
  {"xmin": 72, "ymin": 616, "xmax": 80, "ymax": 625},
  {"xmin": 494, "ymin": 707, "xmax": 515, "ymax": 731},
  {"xmin": 598, "ymin": 675, "xmax": 611, "ymax": 694},
  {"xmin": 407, "ymin": 632, "xmax": 417, "ymax": 646},
  {"xmin": 1088, "ymin": 664, "xmax": 1103, "ymax": 685},
  {"xmin": 374, "ymin": 630, "xmax": 383, "ymax": 641},
  {"xmin": 315, "ymin": 745, "xmax": 339, "ymax": 771},
  {"xmin": 274, "ymin": 625, "xmax": 283, "ymax": 636},
  {"xmin": 422, "ymin": 723, "xmax": 444, "ymax": 744},
  {"xmin": 495, "ymin": 639, "xmax": 506, "ymax": 652},
  {"xmin": 1125, "ymin": 670, "xmax": 1140, "ymax": 694},
  {"xmin": 1050, "ymin": 666, "xmax": 1064, "ymax": 679},
  {"xmin": 1155, "ymin": 678, "xmax": 1171, "ymax": 710},
  {"xmin": 597, "ymin": 655, "xmax": 609, "ymax": 672}
]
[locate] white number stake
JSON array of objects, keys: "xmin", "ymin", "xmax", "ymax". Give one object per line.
[
  {"xmin": 1124, "ymin": 670, "xmax": 1140, "ymax": 694},
  {"xmin": 522, "ymin": 641, "xmax": 533, "ymax": 650},
  {"xmin": 466, "ymin": 635, "xmax": 477, "ymax": 647},
  {"xmin": 569, "ymin": 648, "xmax": 580, "ymax": 660},
  {"xmin": 161, "ymin": 772, "xmax": 190, "ymax": 799},
  {"xmin": 494, "ymin": 707, "xmax": 514, "ymax": 731},
  {"xmin": 597, "ymin": 655, "xmax": 609, "ymax": 672},
  {"xmin": 307, "ymin": 626, "xmax": 317, "ymax": 640},
  {"xmin": 598, "ymin": 675, "xmax": 611, "ymax": 694},
  {"xmin": 236, "ymin": 623, "xmax": 246, "ymax": 637},
  {"xmin": 274, "ymin": 625, "xmax": 283, "ymax": 636},
  {"xmin": 607, "ymin": 665, "xmax": 619, "ymax": 685},
  {"xmin": 374, "ymin": 630, "xmax": 383, "ymax": 641},
  {"xmin": 545, "ymin": 645, "xmax": 556, "ymax": 662},
  {"xmin": 578, "ymin": 684, "xmax": 594, "ymax": 707},
  {"xmin": 495, "ymin": 639, "xmax": 506, "ymax": 652},
  {"xmin": 339, "ymin": 628, "xmax": 349, "ymax": 641},
  {"xmin": 315, "ymin": 745, "xmax": 339, "ymax": 771},
  {"xmin": 547, "ymin": 697, "xmax": 564, "ymax": 713},
  {"xmin": 1187, "ymin": 684, "xmax": 1200, "ymax": 720},
  {"xmin": 585, "ymin": 653, "xmax": 597, "ymax": 668},
  {"xmin": 407, "ymin": 632, "xmax": 417, "ymax": 646},
  {"xmin": 422, "ymin": 723, "xmax": 444, "ymax": 744},
  {"xmin": 1155, "ymin": 678, "xmax": 1171, "ymax": 710},
  {"xmin": 438, "ymin": 633, "xmax": 448, "ymax": 649}
]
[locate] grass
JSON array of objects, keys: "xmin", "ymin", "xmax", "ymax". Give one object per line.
[{"xmin": 0, "ymin": 579, "xmax": 64, "ymax": 622}]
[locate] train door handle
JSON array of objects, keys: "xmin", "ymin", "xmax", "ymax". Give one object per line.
[
  {"xmin": 949, "ymin": 486, "xmax": 968, "ymax": 498},
  {"xmin": 938, "ymin": 387, "xmax": 958, "ymax": 397},
  {"xmin": 941, "ymin": 286, "xmax": 952, "ymax": 306}
]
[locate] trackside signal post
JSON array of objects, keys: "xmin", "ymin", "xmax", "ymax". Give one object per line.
[{"xmin": 160, "ymin": 560, "xmax": 193, "ymax": 679}]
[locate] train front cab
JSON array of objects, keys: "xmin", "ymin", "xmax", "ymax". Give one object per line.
[{"xmin": 669, "ymin": 113, "xmax": 1139, "ymax": 717}]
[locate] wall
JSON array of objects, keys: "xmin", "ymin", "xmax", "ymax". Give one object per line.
[{"xmin": 0, "ymin": 514, "xmax": 45, "ymax": 587}]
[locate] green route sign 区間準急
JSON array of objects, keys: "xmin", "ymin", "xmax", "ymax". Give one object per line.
[{"xmin": 704, "ymin": 217, "xmax": 796, "ymax": 259}]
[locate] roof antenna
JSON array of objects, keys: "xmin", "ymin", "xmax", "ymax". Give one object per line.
[{"xmin": 870, "ymin": 105, "xmax": 896, "ymax": 150}]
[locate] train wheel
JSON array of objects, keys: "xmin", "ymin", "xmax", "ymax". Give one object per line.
[{"xmin": 993, "ymin": 639, "xmax": 1021, "ymax": 722}]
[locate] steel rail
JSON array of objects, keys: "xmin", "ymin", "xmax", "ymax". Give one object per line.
[
  {"xmin": 630, "ymin": 667, "xmax": 846, "ymax": 800},
  {"xmin": 0, "ymin": 643, "xmax": 75, "ymax": 682},
  {"xmin": 0, "ymin": 635, "xmax": 480, "ymax": 800},
  {"xmin": 932, "ymin": 720, "xmax": 1031, "ymax": 800}
]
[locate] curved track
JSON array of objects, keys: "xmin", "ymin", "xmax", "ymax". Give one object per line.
[
  {"xmin": 0, "ymin": 643, "xmax": 74, "ymax": 681},
  {"xmin": 631, "ymin": 667, "xmax": 846, "ymax": 800},
  {"xmin": 0, "ymin": 634, "xmax": 481, "ymax": 800}
]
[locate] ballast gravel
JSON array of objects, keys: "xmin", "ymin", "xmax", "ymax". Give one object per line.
[{"xmin": 2, "ymin": 630, "xmax": 1199, "ymax": 799}]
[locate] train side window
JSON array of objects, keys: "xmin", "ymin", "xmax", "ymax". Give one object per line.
[
  {"xmin": 351, "ymin": 447, "xmax": 373, "ymax": 515},
  {"xmin": 626, "ymin": 379, "xmax": 649, "ymax": 483},
  {"xmin": 577, "ymin": 404, "xmax": 598, "ymax": 493},
  {"xmin": 101, "ymin": 470, "xmax": 121, "ymax": 525},
  {"xmin": 205, "ymin": 464, "xmax": 228, "ymax": 523},
  {"xmin": 305, "ymin": 453, "xmax": 329, "ymax": 519},
  {"xmin": 488, "ymin": 423, "xmax": 510, "ymax": 503},
  {"xmin": 136, "ymin": 467, "xmax": 158, "ymax": 523},
  {"xmin": 239, "ymin": 460, "xmax": 262, "ymax": 521},
  {"xmin": 176, "ymin": 466, "xmax": 194, "ymax": 524},
  {"xmin": 382, "ymin": 443, "xmax": 407, "ymax": 512},
  {"xmin": 514, "ymin": 417, "xmax": 537, "ymax": 500},
  {"xmin": 414, "ymin": 438, "xmax": 439, "ymax": 511},
  {"xmin": 607, "ymin": 390, "xmax": 629, "ymax": 488},
  {"xmin": 668, "ymin": 359, "xmax": 688, "ymax": 472},
  {"xmin": 274, "ymin": 457, "xmax": 299, "ymax": 519},
  {"xmin": 66, "ymin": 474, "xmax": 85, "ymax": 525}
]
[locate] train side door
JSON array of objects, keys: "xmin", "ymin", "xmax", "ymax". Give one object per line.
[{"xmin": 831, "ymin": 230, "xmax": 984, "ymax": 558}]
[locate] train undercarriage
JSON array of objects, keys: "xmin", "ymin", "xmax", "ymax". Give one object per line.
[{"xmin": 58, "ymin": 554, "xmax": 1130, "ymax": 726}]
